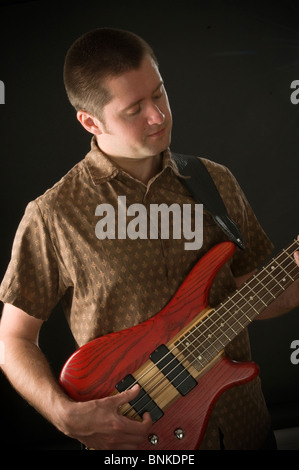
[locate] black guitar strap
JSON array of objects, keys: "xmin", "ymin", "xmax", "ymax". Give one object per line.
[{"xmin": 172, "ymin": 153, "xmax": 245, "ymax": 250}]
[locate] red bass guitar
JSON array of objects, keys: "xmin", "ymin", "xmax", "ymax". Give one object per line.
[{"xmin": 59, "ymin": 239, "xmax": 299, "ymax": 450}]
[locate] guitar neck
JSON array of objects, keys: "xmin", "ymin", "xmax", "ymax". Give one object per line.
[{"xmin": 175, "ymin": 239, "xmax": 299, "ymax": 371}]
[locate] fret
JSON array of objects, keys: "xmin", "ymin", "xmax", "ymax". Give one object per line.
[
  {"xmin": 216, "ymin": 305, "xmax": 242, "ymax": 338},
  {"xmin": 222, "ymin": 293, "xmax": 252, "ymax": 323},
  {"xmin": 184, "ymin": 331, "xmax": 205, "ymax": 368},
  {"xmin": 268, "ymin": 262, "xmax": 289, "ymax": 291},
  {"xmin": 235, "ymin": 281, "xmax": 263, "ymax": 318},
  {"xmin": 264, "ymin": 260, "xmax": 290, "ymax": 287},
  {"xmin": 174, "ymin": 239, "xmax": 299, "ymax": 373}
]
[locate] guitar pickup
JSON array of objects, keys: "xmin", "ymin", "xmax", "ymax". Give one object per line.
[
  {"xmin": 115, "ymin": 373, "xmax": 164, "ymax": 423},
  {"xmin": 150, "ymin": 344, "xmax": 197, "ymax": 396}
]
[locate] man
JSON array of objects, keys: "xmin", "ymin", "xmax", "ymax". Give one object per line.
[{"xmin": 0, "ymin": 28, "xmax": 298, "ymax": 450}]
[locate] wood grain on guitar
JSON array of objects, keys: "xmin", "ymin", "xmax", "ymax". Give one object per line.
[{"xmin": 59, "ymin": 240, "xmax": 299, "ymax": 450}]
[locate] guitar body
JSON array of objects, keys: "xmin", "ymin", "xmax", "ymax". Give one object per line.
[
  {"xmin": 139, "ymin": 357, "xmax": 258, "ymax": 450},
  {"xmin": 59, "ymin": 242, "xmax": 259, "ymax": 450}
]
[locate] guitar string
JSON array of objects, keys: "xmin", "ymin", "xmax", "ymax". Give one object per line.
[
  {"xmin": 127, "ymin": 275, "xmax": 299, "ymax": 420},
  {"xmin": 123, "ymin": 258, "xmax": 299, "ymax": 422},
  {"xmin": 166, "ymin": 240, "xmax": 299, "ymax": 367},
  {"xmin": 122, "ymin": 243, "xmax": 299, "ymax": 419},
  {"xmin": 129, "ymin": 240, "xmax": 299, "ymax": 390},
  {"xmin": 124, "ymin": 253, "xmax": 299, "ymax": 418},
  {"xmin": 121, "ymin": 241, "xmax": 299, "ymax": 419},
  {"xmin": 122, "ymin": 241, "xmax": 299, "ymax": 418}
]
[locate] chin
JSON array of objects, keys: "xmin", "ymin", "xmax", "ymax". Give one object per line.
[{"xmin": 148, "ymin": 135, "xmax": 171, "ymax": 156}]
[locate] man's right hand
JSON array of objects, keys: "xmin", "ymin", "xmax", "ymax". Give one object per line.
[
  {"xmin": 0, "ymin": 304, "xmax": 152, "ymax": 450},
  {"xmin": 60, "ymin": 384, "xmax": 153, "ymax": 450}
]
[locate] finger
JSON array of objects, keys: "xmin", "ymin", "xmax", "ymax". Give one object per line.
[
  {"xmin": 114, "ymin": 383, "xmax": 141, "ymax": 409},
  {"xmin": 141, "ymin": 411, "xmax": 152, "ymax": 426}
]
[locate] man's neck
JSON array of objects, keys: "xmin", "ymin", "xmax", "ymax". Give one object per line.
[
  {"xmin": 109, "ymin": 153, "xmax": 163, "ymax": 185},
  {"xmin": 95, "ymin": 139, "xmax": 163, "ymax": 185}
]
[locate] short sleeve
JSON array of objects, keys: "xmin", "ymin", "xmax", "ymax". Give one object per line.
[{"xmin": 0, "ymin": 201, "xmax": 62, "ymax": 320}]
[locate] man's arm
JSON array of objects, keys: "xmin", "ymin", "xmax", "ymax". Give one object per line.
[{"xmin": 0, "ymin": 303, "xmax": 152, "ymax": 450}]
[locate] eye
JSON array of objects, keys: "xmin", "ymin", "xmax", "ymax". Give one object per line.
[
  {"xmin": 127, "ymin": 104, "xmax": 141, "ymax": 116},
  {"xmin": 153, "ymin": 87, "xmax": 164, "ymax": 100}
]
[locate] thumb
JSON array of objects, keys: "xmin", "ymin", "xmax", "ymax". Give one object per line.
[
  {"xmin": 114, "ymin": 384, "xmax": 153, "ymax": 427},
  {"xmin": 115, "ymin": 383, "xmax": 141, "ymax": 408}
]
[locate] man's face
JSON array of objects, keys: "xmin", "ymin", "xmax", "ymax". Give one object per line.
[{"xmin": 97, "ymin": 55, "xmax": 172, "ymax": 159}]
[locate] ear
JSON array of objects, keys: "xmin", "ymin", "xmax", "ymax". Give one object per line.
[{"xmin": 76, "ymin": 111, "xmax": 104, "ymax": 135}]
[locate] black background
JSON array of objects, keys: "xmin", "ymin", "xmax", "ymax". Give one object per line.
[{"xmin": 0, "ymin": 0, "xmax": 298, "ymax": 449}]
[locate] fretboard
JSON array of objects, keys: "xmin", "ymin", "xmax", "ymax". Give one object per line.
[{"xmin": 175, "ymin": 239, "xmax": 299, "ymax": 371}]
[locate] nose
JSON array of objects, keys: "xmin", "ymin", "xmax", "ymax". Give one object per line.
[{"xmin": 147, "ymin": 104, "xmax": 165, "ymax": 126}]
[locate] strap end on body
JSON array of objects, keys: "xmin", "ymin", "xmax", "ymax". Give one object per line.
[{"xmin": 214, "ymin": 215, "xmax": 245, "ymax": 250}]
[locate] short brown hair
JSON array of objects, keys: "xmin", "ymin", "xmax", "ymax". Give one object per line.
[{"xmin": 63, "ymin": 28, "xmax": 158, "ymax": 119}]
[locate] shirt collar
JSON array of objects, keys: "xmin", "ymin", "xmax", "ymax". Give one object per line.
[{"xmin": 85, "ymin": 136, "xmax": 182, "ymax": 185}]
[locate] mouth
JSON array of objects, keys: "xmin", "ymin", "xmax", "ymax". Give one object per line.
[{"xmin": 148, "ymin": 126, "xmax": 166, "ymax": 138}]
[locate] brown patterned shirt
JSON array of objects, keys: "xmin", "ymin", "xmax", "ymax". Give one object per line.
[{"xmin": 0, "ymin": 137, "xmax": 274, "ymax": 449}]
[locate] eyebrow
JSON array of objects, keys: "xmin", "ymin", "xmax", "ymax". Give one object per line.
[{"xmin": 121, "ymin": 80, "xmax": 164, "ymax": 112}]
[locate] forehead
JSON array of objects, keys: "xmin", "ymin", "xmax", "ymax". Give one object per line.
[{"xmin": 105, "ymin": 56, "xmax": 162, "ymax": 107}]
